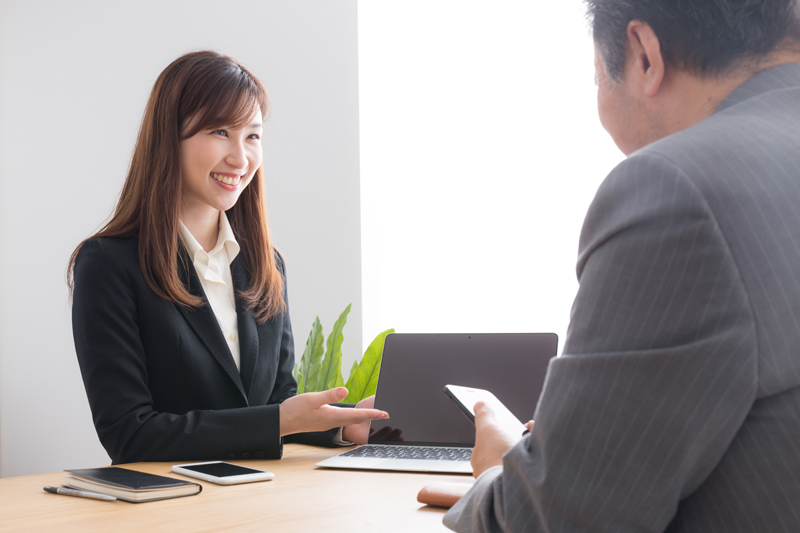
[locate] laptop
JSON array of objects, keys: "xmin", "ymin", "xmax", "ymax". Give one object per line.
[{"xmin": 316, "ymin": 332, "xmax": 557, "ymax": 474}]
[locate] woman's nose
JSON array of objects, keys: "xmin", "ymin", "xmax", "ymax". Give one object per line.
[{"xmin": 225, "ymin": 141, "xmax": 247, "ymax": 169}]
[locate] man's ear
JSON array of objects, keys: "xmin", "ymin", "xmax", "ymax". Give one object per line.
[{"xmin": 626, "ymin": 21, "xmax": 665, "ymax": 97}]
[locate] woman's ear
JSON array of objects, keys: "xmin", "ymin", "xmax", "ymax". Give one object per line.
[{"xmin": 626, "ymin": 20, "xmax": 665, "ymax": 97}]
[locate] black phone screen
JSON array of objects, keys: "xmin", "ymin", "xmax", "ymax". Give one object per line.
[{"xmin": 181, "ymin": 462, "xmax": 265, "ymax": 477}]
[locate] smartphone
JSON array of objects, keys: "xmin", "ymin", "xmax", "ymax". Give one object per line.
[
  {"xmin": 171, "ymin": 461, "xmax": 275, "ymax": 485},
  {"xmin": 444, "ymin": 384, "xmax": 528, "ymax": 437}
]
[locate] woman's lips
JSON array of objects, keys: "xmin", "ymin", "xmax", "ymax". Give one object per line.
[{"xmin": 210, "ymin": 172, "xmax": 241, "ymax": 186}]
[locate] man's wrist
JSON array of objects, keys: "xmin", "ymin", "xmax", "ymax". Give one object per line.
[
  {"xmin": 472, "ymin": 458, "xmax": 503, "ymax": 478},
  {"xmin": 475, "ymin": 464, "xmax": 503, "ymax": 481}
]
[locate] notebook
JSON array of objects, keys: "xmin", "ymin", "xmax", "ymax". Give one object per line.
[
  {"xmin": 316, "ymin": 332, "xmax": 557, "ymax": 474},
  {"xmin": 63, "ymin": 467, "xmax": 202, "ymax": 503}
]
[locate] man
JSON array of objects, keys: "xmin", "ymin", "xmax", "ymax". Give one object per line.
[{"xmin": 444, "ymin": 1, "xmax": 800, "ymax": 531}]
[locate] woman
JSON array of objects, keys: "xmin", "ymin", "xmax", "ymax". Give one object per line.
[{"xmin": 68, "ymin": 50, "xmax": 386, "ymax": 464}]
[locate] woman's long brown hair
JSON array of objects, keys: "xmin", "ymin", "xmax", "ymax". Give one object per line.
[{"xmin": 67, "ymin": 50, "xmax": 285, "ymax": 323}]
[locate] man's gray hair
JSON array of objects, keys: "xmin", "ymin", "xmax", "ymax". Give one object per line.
[{"xmin": 586, "ymin": 0, "xmax": 800, "ymax": 80}]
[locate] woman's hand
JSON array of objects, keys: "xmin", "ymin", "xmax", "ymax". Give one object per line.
[
  {"xmin": 342, "ymin": 395, "xmax": 379, "ymax": 444},
  {"xmin": 279, "ymin": 388, "xmax": 389, "ymax": 437}
]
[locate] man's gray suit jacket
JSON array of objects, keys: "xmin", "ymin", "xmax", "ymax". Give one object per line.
[{"xmin": 445, "ymin": 63, "xmax": 800, "ymax": 532}]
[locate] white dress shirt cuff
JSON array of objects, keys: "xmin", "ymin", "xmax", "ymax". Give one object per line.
[{"xmin": 332, "ymin": 427, "xmax": 353, "ymax": 446}]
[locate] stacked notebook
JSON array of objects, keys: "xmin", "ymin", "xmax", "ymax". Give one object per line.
[{"xmin": 63, "ymin": 467, "xmax": 202, "ymax": 503}]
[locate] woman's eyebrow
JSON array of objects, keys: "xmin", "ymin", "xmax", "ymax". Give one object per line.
[{"xmin": 248, "ymin": 122, "xmax": 263, "ymax": 129}]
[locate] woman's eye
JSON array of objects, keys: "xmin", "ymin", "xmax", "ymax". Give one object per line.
[
  {"xmin": 212, "ymin": 130, "xmax": 228, "ymax": 137},
  {"xmin": 248, "ymin": 133, "xmax": 261, "ymax": 140}
]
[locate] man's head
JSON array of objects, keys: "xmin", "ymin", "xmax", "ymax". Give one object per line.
[{"xmin": 587, "ymin": 0, "xmax": 800, "ymax": 154}]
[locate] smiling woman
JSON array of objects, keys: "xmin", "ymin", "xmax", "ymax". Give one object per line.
[{"xmin": 65, "ymin": 50, "xmax": 387, "ymax": 464}]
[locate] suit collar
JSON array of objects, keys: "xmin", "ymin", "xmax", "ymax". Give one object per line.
[
  {"xmin": 231, "ymin": 254, "xmax": 259, "ymax": 400},
  {"xmin": 176, "ymin": 248, "xmax": 248, "ymax": 402},
  {"xmin": 716, "ymin": 62, "xmax": 800, "ymax": 114}
]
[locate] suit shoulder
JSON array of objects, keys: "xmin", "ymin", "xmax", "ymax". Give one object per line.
[
  {"xmin": 78, "ymin": 234, "xmax": 138, "ymax": 256},
  {"xmin": 595, "ymin": 149, "xmax": 698, "ymax": 207},
  {"xmin": 75, "ymin": 235, "xmax": 139, "ymax": 274},
  {"xmin": 635, "ymin": 90, "xmax": 798, "ymax": 179},
  {"xmin": 580, "ymin": 150, "xmax": 712, "ymax": 261}
]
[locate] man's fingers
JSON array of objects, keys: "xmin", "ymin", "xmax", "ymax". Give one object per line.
[{"xmin": 473, "ymin": 401, "xmax": 496, "ymax": 426}]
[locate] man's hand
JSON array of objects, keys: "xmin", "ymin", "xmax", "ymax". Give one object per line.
[
  {"xmin": 279, "ymin": 388, "xmax": 389, "ymax": 437},
  {"xmin": 471, "ymin": 401, "xmax": 529, "ymax": 478}
]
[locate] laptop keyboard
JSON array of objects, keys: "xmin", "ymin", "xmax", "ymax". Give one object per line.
[{"xmin": 339, "ymin": 445, "xmax": 472, "ymax": 461}]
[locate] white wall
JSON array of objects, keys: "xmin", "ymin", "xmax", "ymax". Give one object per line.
[
  {"xmin": 0, "ymin": 0, "xmax": 362, "ymax": 477},
  {"xmin": 359, "ymin": 2, "xmax": 624, "ymax": 349}
]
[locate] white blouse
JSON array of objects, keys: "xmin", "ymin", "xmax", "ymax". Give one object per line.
[
  {"xmin": 178, "ymin": 213, "xmax": 241, "ymax": 370},
  {"xmin": 177, "ymin": 214, "xmax": 350, "ymax": 444}
]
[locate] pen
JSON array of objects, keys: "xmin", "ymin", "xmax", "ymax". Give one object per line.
[{"xmin": 43, "ymin": 486, "xmax": 117, "ymax": 502}]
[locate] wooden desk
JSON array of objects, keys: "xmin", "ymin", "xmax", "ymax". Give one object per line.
[{"xmin": 0, "ymin": 444, "xmax": 463, "ymax": 532}]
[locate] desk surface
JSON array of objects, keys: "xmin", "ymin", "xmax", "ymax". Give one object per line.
[{"xmin": 0, "ymin": 444, "xmax": 463, "ymax": 532}]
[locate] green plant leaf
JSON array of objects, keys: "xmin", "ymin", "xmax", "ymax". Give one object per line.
[
  {"xmin": 339, "ymin": 359, "xmax": 358, "ymax": 396},
  {"xmin": 311, "ymin": 304, "xmax": 351, "ymax": 391},
  {"xmin": 296, "ymin": 316, "xmax": 324, "ymax": 394},
  {"xmin": 294, "ymin": 364, "xmax": 304, "ymax": 394},
  {"xmin": 347, "ymin": 360, "xmax": 359, "ymax": 382},
  {"xmin": 344, "ymin": 328, "xmax": 394, "ymax": 403}
]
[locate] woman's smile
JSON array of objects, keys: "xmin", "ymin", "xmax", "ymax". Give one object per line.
[{"xmin": 211, "ymin": 172, "xmax": 242, "ymax": 188}]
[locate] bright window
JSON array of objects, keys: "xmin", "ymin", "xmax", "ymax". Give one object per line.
[{"xmin": 358, "ymin": 2, "xmax": 624, "ymax": 351}]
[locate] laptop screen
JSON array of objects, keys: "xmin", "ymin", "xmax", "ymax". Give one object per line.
[{"xmin": 369, "ymin": 333, "xmax": 558, "ymax": 447}]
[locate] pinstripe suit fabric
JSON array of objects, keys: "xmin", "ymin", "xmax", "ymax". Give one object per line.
[{"xmin": 444, "ymin": 63, "xmax": 800, "ymax": 532}]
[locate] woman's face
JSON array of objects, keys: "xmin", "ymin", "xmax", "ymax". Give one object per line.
[{"xmin": 179, "ymin": 107, "xmax": 263, "ymax": 216}]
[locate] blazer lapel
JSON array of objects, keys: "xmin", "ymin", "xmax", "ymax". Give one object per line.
[
  {"xmin": 177, "ymin": 250, "xmax": 247, "ymax": 401},
  {"xmin": 231, "ymin": 255, "xmax": 259, "ymax": 400}
]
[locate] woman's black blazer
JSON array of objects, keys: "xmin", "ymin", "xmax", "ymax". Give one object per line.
[{"xmin": 72, "ymin": 235, "xmax": 336, "ymax": 464}]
